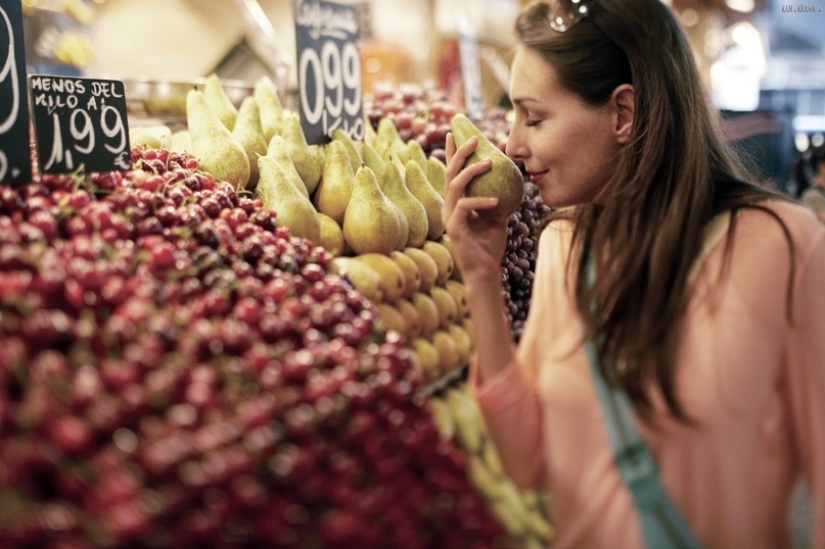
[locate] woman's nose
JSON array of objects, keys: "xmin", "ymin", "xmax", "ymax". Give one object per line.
[{"xmin": 505, "ymin": 126, "xmax": 527, "ymax": 165}]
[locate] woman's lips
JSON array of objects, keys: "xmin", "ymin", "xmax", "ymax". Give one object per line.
[{"xmin": 528, "ymin": 171, "xmax": 548, "ymax": 184}]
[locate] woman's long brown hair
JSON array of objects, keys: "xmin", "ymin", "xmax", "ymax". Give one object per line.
[{"xmin": 516, "ymin": 0, "xmax": 795, "ymax": 421}]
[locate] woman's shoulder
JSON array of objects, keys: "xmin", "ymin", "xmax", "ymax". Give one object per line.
[{"xmin": 732, "ymin": 198, "xmax": 825, "ymax": 268}]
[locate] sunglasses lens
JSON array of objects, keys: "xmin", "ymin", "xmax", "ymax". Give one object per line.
[{"xmin": 548, "ymin": 0, "xmax": 593, "ymax": 32}]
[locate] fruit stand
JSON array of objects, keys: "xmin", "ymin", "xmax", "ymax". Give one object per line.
[{"xmin": 1, "ymin": 1, "xmax": 553, "ymax": 547}]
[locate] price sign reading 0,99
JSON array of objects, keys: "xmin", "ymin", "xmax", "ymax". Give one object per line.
[
  {"xmin": 28, "ymin": 75, "xmax": 132, "ymax": 174},
  {"xmin": 295, "ymin": 0, "xmax": 363, "ymax": 145},
  {"xmin": 0, "ymin": 0, "xmax": 32, "ymax": 185}
]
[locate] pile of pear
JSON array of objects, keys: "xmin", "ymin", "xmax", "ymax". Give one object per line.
[
  {"xmin": 430, "ymin": 385, "xmax": 554, "ymax": 549},
  {"xmin": 130, "ymin": 74, "xmax": 477, "ymax": 384}
]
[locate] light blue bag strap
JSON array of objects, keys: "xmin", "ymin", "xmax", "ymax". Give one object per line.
[{"xmin": 584, "ymin": 259, "xmax": 703, "ymax": 549}]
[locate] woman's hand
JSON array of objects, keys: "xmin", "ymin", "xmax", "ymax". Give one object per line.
[{"xmin": 442, "ymin": 133, "xmax": 510, "ymax": 285}]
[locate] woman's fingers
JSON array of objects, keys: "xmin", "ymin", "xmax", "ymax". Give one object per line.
[{"xmin": 442, "ymin": 158, "xmax": 493, "ymax": 226}]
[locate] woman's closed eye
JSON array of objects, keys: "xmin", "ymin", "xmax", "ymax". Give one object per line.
[{"xmin": 526, "ymin": 118, "xmax": 544, "ymax": 127}]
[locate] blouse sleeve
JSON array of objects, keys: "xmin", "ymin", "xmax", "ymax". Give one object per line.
[
  {"xmin": 785, "ymin": 218, "xmax": 825, "ymax": 547},
  {"xmin": 468, "ymin": 221, "xmax": 577, "ymax": 489}
]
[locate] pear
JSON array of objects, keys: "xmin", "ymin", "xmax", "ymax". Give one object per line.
[
  {"xmin": 450, "ymin": 112, "xmax": 525, "ymax": 221},
  {"xmin": 169, "ymin": 129, "xmax": 192, "ymax": 153},
  {"xmin": 382, "ymin": 160, "xmax": 429, "ymax": 249},
  {"xmin": 396, "ymin": 298, "xmax": 422, "ymax": 340},
  {"xmin": 427, "ymin": 155, "xmax": 447, "ymax": 198},
  {"xmin": 401, "ymin": 139, "xmax": 428, "ymax": 171},
  {"xmin": 361, "ymin": 142, "xmax": 387, "ymax": 181},
  {"xmin": 363, "ymin": 114, "xmax": 378, "ymax": 146},
  {"xmin": 342, "ymin": 167, "xmax": 402, "ymax": 256},
  {"xmin": 331, "ymin": 129, "xmax": 362, "ymax": 176},
  {"xmin": 432, "ymin": 330, "xmax": 461, "ymax": 374},
  {"xmin": 377, "ymin": 303, "xmax": 407, "ymax": 337},
  {"xmin": 255, "ymin": 155, "xmax": 320, "ymax": 243},
  {"xmin": 253, "ymin": 75, "xmax": 285, "ymax": 141},
  {"xmin": 445, "ymin": 280, "xmax": 468, "ymax": 319},
  {"xmin": 375, "ymin": 117, "xmax": 406, "ymax": 158},
  {"xmin": 411, "ymin": 337, "xmax": 441, "ymax": 383},
  {"xmin": 203, "ymin": 73, "xmax": 238, "ymax": 130},
  {"xmin": 328, "ymin": 256, "xmax": 383, "ymax": 303},
  {"xmin": 411, "ymin": 291, "xmax": 440, "ymax": 339},
  {"xmin": 353, "ymin": 252, "xmax": 407, "ymax": 304},
  {"xmin": 405, "ymin": 160, "xmax": 445, "ymax": 241},
  {"xmin": 232, "ymin": 96, "xmax": 268, "ymax": 189},
  {"xmin": 429, "ymin": 286, "xmax": 458, "ymax": 329},
  {"xmin": 403, "ymin": 247, "xmax": 439, "ymax": 292},
  {"xmin": 312, "ymin": 144, "xmax": 325, "ymax": 167},
  {"xmin": 449, "ymin": 323, "xmax": 473, "ymax": 365},
  {"xmin": 129, "ymin": 125, "xmax": 171, "ymax": 150},
  {"xmin": 314, "ymin": 140, "xmax": 355, "ymax": 225},
  {"xmin": 266, "ymin": 135, "xmax": 309, "ymax": 199},
  {"xmin": 186, "ymin": 89, "xmax": 250, "ymax": 191},
  {"xmin": 317, "ymin": 212, "xmax": 344, "ymax": 257},
  {"xmin": 283, "ymin": 112, "xmax": 322, "ymax": 196},
  {"xmin": 438, "ymin": 234, "xmax": 462, "ymax": 281},
  {"xmin": 422, "ymin": 241, "xmax": 454, "ymax": 285},
  {"xmin": 389, "ymin": 250, "xmax": 421, "ymax": 298}
]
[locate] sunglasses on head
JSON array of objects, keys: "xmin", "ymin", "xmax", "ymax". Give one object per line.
[{"xmin": 547, "ymin": 0, "xmax": 598, "ymax": 32}]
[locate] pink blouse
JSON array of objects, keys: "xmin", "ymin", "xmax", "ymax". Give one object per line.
[{"xmin": 471, "ymin": 200, "xmax": 825, "ymax": 548}]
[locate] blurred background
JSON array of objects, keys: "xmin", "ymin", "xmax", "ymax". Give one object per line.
[{"xmin": 20, "ymin": 0, "xmax": 825, "ymax": 192}]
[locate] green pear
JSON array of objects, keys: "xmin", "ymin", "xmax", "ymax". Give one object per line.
[
  {"xmin": 331, "ymin": 128, "xmax": 362, "ymax": 176},
  {"xmin": 364, "ymin": 114, "xmax": 378, "ymax": 147},
  {"xmin": 375, "ymin": 117, "xmax": 406, "ymax": 158},
  {"xmin": 203, "ymin": 73, "xmax": 238, "ymax": 130},
  {"xmin": 232, "ymin": 96, "xmax": 268, "ymax": 189},
  {"xmin": 169, "ymin": 129, "xmax": 192, "ymax": 153},
  {"xmin": 253, "ymin": 76, "xmax": 285, "ymax": 141},
  {"xmin": 186, "ymin": 89, "xmax": 250, "ymax": 191},
  {"xmin": 317, "ymin": 212, "xmax": 345, "ymax": 257},
  {"xmin": 383, "ymin": 160, "xmax": 428, "ymax": 248},
  {"xmin": 256, "ymin": 155, "xmax": 320, "ymax": 243},
  {"xmin": 361, "ymin": 142, "xmax": 386, "ymax": 181},
  {"xmin": 314, "ymin": 140, "xmax": 354, "ymax": 225},
  {"xmin": 129, "ymin": 125, "xmax": 172, "ymax": 150},
  {"xmin": 401, "ymin": 139, "xmax": 428, "ymax": 172},
  {"xmin": 384, "ymin": 191, "xmax": 409, "ymax": 251},
  {"xmin": 265, "ymin": 135, "xmax": 309, "ymax": 199},
  {"xmin": 405, "ymin": 160, "xmax": 444, "ymax": 240},
  {"xmin": 450, "ymin": 113, "xmax": 525, "ymax": 220},
  {"xmin": 427, "ymin": 155, "xmax": 447, "ymax": 198},
  {"xmin": 343, "ymin": 166, "xmax": 402, "ymax": 256},
  {"xmin": 312, "ymin": 144, "xmax": 325, "ymax": 169},
  {"xmin": 283, "ymin": 112, "xmax": 322, "ymax": 196}
]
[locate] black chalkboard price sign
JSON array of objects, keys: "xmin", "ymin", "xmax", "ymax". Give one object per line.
[
  {"xmin": 0, "ymin": 0, "xmax": 33, "ymax": 185},
  {"xmin": 294, "ymin": 0, "xmax": 364, "ymax": 145},
  {"xmin": 28, "ymin": 75, "xmax": 132, "ymax": 174}
]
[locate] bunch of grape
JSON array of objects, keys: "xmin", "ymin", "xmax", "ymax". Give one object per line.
[
  {"xmin": 501, "ymin": 183, "xmax": 552, "ymax": 343},
  {"xmin": 0, "ymin": 145, "xmax": 505, "ymax": 548}
]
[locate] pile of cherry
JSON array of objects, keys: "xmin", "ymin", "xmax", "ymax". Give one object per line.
[{"xmin": 0, "ymin": 145, "xmax": 504, "ymax": 548}]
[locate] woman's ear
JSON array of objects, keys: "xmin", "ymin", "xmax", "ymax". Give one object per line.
[{"xmin": 611, "ymin": 84, "xmax": 635, "ymax": 145}]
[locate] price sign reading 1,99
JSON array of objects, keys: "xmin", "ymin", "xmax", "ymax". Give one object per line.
[
  {"xmin": 28, "ymin": 75, "xmax": 132, "ymax": 174},
  {"xmin": 295, "ymin": 0, "xmax": 363, "ymax": 145}
]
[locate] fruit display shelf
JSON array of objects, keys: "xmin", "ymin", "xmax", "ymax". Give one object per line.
[
  {"xmin": 0, "ymin": 143, "xmax": 512, "ymax": 548},
  {"xmin": 25, "ymin": 75, "xmax": 554, "ymax": 547}
]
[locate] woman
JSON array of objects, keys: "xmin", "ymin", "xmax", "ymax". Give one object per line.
[
  {"xmin": 797, "ymin": 144, "xmax": 825, "ymax": 222},
  {"xmin": 442, "ymin": 0, "xmax": 825, "ymax": 548}
]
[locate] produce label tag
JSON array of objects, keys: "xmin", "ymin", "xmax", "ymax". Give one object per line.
[
  {"xmin": 28, "ymin": 75, "xmax": 132, "ymax": 174},
  {"xmin": 0, "ymin": 0, "xmax": 33, "ymax": 185},
  {"xmin": 456, "ymin": 10, "xmax": 484, "ymax": 122},
  {"xmin": 294, "ymin": 0, "xmax": 364, "ymax": 145}
]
